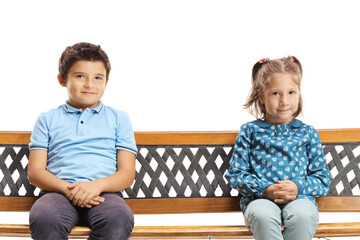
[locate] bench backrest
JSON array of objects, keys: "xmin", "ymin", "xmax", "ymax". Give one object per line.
[{"xmin": 1, "ymin": 130, "xmax": 360, "ymax": 213}]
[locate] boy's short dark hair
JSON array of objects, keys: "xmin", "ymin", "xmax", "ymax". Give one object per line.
[{"xmin": 59, "ymin": 42, "xmax": 111, "ymax": 81}]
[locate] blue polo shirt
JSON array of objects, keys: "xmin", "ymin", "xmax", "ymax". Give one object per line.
[{"xmin": 29, "ymin": 101, "xmax": 137, "ymax": 183}]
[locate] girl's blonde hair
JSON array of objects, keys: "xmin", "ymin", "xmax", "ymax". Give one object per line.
[{"xmin": 244, "ymin": 56, "xmax": 303, "ymax": 119}]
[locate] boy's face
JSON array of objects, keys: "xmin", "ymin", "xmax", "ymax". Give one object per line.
[{"xmin": 58, "ymin": 60, "xmax": 107, "ymax": 111}]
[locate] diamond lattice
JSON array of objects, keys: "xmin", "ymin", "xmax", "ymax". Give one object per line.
[{"xmin": 1, "ymin": 143, "xmax": 359, "ymax": 198}]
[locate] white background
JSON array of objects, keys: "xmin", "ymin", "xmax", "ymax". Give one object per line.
[{"xmin": 0, "ymin": 0, "xmax": 359, "ymax": 239}]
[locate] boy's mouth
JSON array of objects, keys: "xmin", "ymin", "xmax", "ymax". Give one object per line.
[{"xmin": 82, "ymin": 91, "xmax": 96, "ymax": 95}]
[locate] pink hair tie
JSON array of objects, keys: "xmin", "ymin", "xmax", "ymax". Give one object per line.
[
  {"xmin": 287, "ymin": 55, "xmax": 295, "ymax": 62},
  {"xmin": 259, "ymin": 58, "xmax": 270, "ymax": 64}
]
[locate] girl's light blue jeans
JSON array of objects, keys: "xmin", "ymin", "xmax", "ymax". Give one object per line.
[{"xmin": 244, "ymin": 199, "xmax": 318, "ymax": 240}]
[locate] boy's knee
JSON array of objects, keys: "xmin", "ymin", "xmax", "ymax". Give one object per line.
[
  {"xmin": 90, "ymin": 213, "xmax": 134, "ymax": 240},
  {"xmin": 89, "ymin": 194, "xmax": 134, "ymax": 239},
  {"xmin": 29, "ymin": 193, "xmax": 77, "ymax": 239},
  {"xmin": 30, "ymin": 212, "xmax": 74, "ymax": 240},
  {"xmin": 102, "ymin": 204, "xmax": 134, "ymax": 229}
]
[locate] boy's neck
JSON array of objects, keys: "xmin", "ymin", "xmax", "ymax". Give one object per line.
[{"xmin": 66, "ymin": 100, "xmax": 101, "ymax": 112}]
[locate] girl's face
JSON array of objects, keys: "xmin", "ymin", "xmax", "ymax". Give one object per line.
[{"xmin": 259, "ymin": 73, "xmax": 300, "ymax": 125}]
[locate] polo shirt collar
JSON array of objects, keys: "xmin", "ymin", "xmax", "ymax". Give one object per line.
[
  {"xmin": 254, "ymin": 119, "xmax": 303, "ymax": 128},
  {"xmin": 63, "ymin": 101, "xmax": 104, "ymax": 114}
]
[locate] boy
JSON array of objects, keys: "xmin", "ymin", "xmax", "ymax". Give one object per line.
[{"xmin": 28, "ymin": 42, "xmax": 137, "ymax": 240}]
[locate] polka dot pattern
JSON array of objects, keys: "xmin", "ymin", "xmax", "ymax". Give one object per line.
[{"xmin": 226, "ymin": 119, "xmax": 331, "ymax": 212}]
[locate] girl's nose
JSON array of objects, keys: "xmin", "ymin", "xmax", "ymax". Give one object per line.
[{"xmin": 280, "ymin": 95, "xmax": 288, "ymax": 105}]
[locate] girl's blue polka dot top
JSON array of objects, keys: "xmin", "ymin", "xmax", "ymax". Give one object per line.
[{"xmin": 226, "ymin": 119, "xmax": 331, "ymax": 212}]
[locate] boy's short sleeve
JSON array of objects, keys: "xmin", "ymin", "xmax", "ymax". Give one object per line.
[
  {"xmin": 29, "ymin": 113, "xmax": 49, "ymax": 151},
  {"xmin": 115, "ymin": 112, "xmax": 137, "ymax": 155}
]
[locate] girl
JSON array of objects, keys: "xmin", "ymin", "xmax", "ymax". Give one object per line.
[{"xmin": 226, "ymin": 56, "xmax": 331, "ymax": 240}]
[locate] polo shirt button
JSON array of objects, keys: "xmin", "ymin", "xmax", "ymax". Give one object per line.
[
  {"xmin": 80, "ymin": 121, "xmax": 84, "ymax": 124},
  {"xmin": 77, "ymin": 111, "xmax": 81, "ymax": 115}
]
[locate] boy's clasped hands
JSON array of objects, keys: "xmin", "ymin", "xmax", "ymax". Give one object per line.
[
  {"xmin": 63, "ymin": 181, "xmax": 105, "ymax": 208},
  {"xmin": 265, "ymin": 180, "xmax": 298, "ymax": 204}
]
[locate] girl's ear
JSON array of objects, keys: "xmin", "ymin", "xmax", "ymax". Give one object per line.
[
  {"xmin": 58, "ymin": 74, "xmax": 66, "ymax": 87},
  {"xmin": 257, "ymin": 89, "xmax": 264, "ymax": 104}
]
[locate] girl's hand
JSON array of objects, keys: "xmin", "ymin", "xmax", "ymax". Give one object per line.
[
  {"xmin": 66, "ymin": 181, "xmax": 104, "ymax": 208},
  {"xmin": 264, "ymin": 180, "xmax": 298, "ymax": 204},
  {"xmin": 273, "ymin": 180, "xmax": 298, "ymax": 204},
  {"xmin": 264, "ymin": 184, "xmax": 279, "ymax": 201}
]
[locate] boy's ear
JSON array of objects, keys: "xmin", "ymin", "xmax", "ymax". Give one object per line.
[{"xmin": 58, "ymin": 74, "xmax": 66, "ymax": 87}]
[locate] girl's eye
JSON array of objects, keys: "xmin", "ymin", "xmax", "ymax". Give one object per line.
[
  {"xmin": 289, "ymin": 91, "xmax": 296, "ymax": 94},
  {"xmin": 272, "ymin": 92, "xmax": 279, "ymax": 96},
  {"xmin": 75, "ymin": 74, "xmax": 85, "ymax": 78}
]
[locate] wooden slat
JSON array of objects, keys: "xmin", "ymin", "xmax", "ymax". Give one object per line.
[
  {"xmin": 315, "ymin": 222, "xmax": 360, "ymax": 238},
  {"xmin": 0, "ymin": 197, "xmax": 36, "ymax": 212},
  {"xmin": 131, "ymin": 225, "xmax": 252, "ymax": 238},
  {"xmin": 127, "ymin": 197, "xmax": 241, "ymax": 214},
  {"xmin": 2, "ymin": 196, "xmax": 360, "ymax": 213},
  {"xmin": 134, "ymin": 131, "xmax": 238, "ymax": 145},
  {"xmin": 0, "ymin": 131, "xmax": 31, "ymax": 145},
  {"xmin": 317, "ymin": 196, "xmax": 360, "ymax": 212},
  {"xmin": 0, "ymin": 197, "xmax": 240, "ymax": 213},
  {"xmin": 0, "ymin": 224, "xmax": 89, "ymax": 238},
  {"xmin": 132, "ymin": 223, "xmax": 360, "ymax": 238},
  {"xmin": 317, "ymin": 128, "xmax": 360, "ymax": 143},
  {"xmin": 1, "ymin": 129, "xmax": 360, "ymax": 145},
  {"xmin": 1, "ymin": 223, "xmax": 360, "ymax": 239}
]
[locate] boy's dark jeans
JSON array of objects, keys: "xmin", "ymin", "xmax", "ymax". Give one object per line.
[{"xmin": 29, "ymin": 191, "xmax": 134, "ymax": 240}]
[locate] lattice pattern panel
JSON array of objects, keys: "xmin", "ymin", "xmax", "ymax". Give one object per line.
[
  {"xmin": 123, "ymin": 145, "xmax": 234, "ymax": 198},
  {"xmin": 1, "ymin": 143, "xmax": 360, "ymax": 197},
  {"xmin": 324, "ymin": 143, "xmax": 360, "ymax": 196},
  {"xmin": 0, "ymin": 146, "xmax": 38, "ymax": 196}
]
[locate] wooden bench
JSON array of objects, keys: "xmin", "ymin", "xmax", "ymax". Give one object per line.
[{"xmin": 0, "ymin": 129, "xmax": 360, "ymax": 239}]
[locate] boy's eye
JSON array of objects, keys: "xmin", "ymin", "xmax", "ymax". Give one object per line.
[
  {"xmin": 75, "ymin": 74, "xmax": 85, "ymax": 78},
  {"xmin": 95, "ymin": 76, "xmax": 103, "ymax": 80},
  {"xmin": 289, "ymin": 91, "xmax": 296, "ymax": 94}
]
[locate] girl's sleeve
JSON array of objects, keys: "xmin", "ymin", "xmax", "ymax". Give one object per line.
[
  {"xmin": 226, "ymin": 124, "xmax": 272, "ymax": 198},
  {"xmin": 292, "ymin": 127, "xmax": 331, "ymax": 198}
]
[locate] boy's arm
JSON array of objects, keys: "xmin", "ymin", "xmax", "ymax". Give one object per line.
[
  {"xmin": 27, "ymin": 149, "xmax": 70, "ymax": 194},
  {"xmin": 28, "ymin": 149, "xmax": 105, "ymax": 208},
  {"xmin": 68, "ymin": 150, "xmax": 136, "ymax": 207},
  {"xmin": 97, "ymin": 149, "xmax": 136, "ymax": 192}
]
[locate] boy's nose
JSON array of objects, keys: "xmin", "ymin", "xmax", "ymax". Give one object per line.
[{"xmin": 84, "ymin": 78, "xmax": 94, "ymax": 88}]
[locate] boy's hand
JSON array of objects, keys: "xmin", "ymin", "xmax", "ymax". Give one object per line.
[
  {"xmin": 65, "ymin": 181, "xmax": 104, "ymax": 208},
  {"xmin": 264, "ymin": 180, "xmax": 298, "ymax": 205}
]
